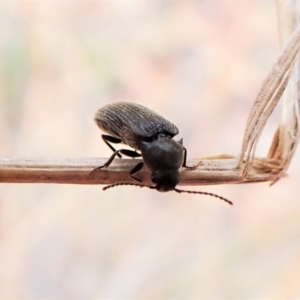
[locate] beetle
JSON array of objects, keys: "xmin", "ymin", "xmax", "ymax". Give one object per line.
[{"xmin": 89, "ymin": 102, "xmax": 232, "ymax": 205}]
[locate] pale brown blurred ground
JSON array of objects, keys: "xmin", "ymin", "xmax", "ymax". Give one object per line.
[{"xmin": 1, "ymin": 1, "xmax": 300, "ymax": 299}]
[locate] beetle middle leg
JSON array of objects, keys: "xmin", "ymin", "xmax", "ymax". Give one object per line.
[{"xmin": 182, "ymin": 147, "xmax": 202, "ymax": 170}]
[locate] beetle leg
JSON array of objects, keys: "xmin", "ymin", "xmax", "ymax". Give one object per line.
[
  {"xmin": 85, "ymin": 149, "xmax": 124, "ymax": 180},
  {"xmin": 182, "ymin": 147, "xmax": 202, "ymax": 170},
  {"xmin": 93, "ymin": 149, "xmax": 124, "ymax": 173},
  {"xmin": 95, "ymin": 148, "xmax": 140, "ymax": 170},
  {"xmin": 182, "ymin": 147, "xmax": 188, "ymax": 167},
  {"xmin": 86, "ymin": 148, "xmax": 142, "ymax": 180},
  {"xmin": 119, "ymin": 149, "xmax": 141, "ymax": 158},
  {"xmin": 102, "ymin": 134, "xmax": 122, "ymax": 158},
  {"xmin": 129, "ymin": 162, "xmax": 144, "ymax": 182}
]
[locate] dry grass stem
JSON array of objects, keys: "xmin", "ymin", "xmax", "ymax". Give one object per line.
[
  {"xmin": 240, "ymin": 20, "xmax": 300, "ymax": 182},
  {"xmin": 0, "ymin": 156, "xmax": 278, "ymax": 186}
]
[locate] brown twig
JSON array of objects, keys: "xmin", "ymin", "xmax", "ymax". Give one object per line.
[{"xmin": 0, "ymin": 156, "xmax": 278, "ymax": 186}]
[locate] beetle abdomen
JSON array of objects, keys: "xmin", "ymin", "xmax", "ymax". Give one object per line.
[{"xmin": 95, "ymin": 102, "xmax": 179, "ymax": 150}]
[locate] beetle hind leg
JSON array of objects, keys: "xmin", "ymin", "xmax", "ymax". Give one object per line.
[
  {"xmin": 87, "ymin": 134, "xmax": 142, "ymax": 180},
  {"xmin": 120, "ymin": 149, "xmax": 141, "ymax": 158},
  {"xmin": 86, "ymin": 148, "xmax": 142, "ymax": 180},
  {"xmin": 95, "ymin": 149, "xmax": 141, "ymax": 170},
  {"xmin": 88, "ymin": 149, "xmax": 123, "ymax": 178},
  {"xmin": 102, "ymin": 134, "xmax": 122, "ymax": 158}
]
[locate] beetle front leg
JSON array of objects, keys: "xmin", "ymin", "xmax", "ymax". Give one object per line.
[
  {"xmin": 182, "ymin": 147, "xmax": 202, "ymax": 170},
  {"xmin": 129, "ymin": 162, "xmax": 144, "ymax": 182}
]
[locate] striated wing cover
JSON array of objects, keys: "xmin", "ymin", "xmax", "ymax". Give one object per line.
[{"xmin": 95, "ymin": 102, "xmax": 179, "ymax": 150}]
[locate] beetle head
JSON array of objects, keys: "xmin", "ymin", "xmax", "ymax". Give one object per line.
[
  {"xmin": 151, "ymin": 169, "xmax": 180, "ymax": 192},
  {"xmin": 140, "ymin": 137, "xmax": 184, "ymax": 191}
]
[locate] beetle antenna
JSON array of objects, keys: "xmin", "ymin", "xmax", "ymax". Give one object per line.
[
  {"xmin": 103, "ymin": 183, "xmax": 232, "ymax": 205},
  {"xmin": 174, "ymin": 188, "xmax": 233, "ymax": 205},
  {"xmin": 103, "ymin": 182, "xmax": 156, "ymax": 191}
]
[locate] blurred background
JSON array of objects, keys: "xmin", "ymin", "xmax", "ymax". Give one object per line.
[{"xmin": 0, "ymin": 1, "xmax": 300, "ymax": 299}]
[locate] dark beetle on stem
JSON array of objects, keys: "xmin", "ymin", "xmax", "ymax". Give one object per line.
[{"xmin": 89, "ymin": 102, "xmax": 232, "ymax": 205}]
